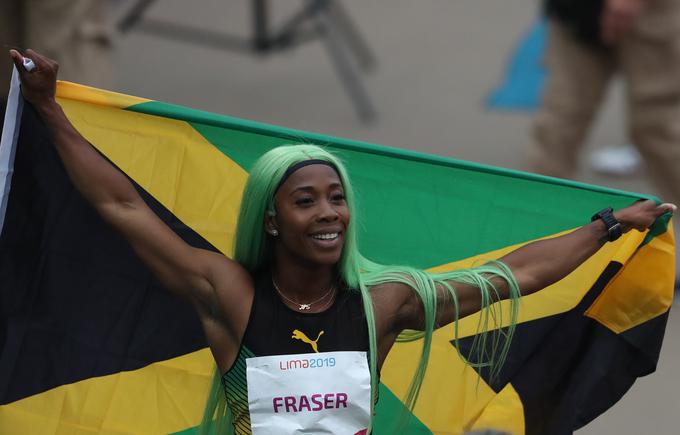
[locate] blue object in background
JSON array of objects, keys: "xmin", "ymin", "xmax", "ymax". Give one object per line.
[{"xmin": 486, "ymin": 18, "xmax": 548, "ymax": 111}]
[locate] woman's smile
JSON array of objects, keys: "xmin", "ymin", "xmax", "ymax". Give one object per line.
[{"xmin": 309, "ymin": 230, "xmax": 344, "ymax": 249}]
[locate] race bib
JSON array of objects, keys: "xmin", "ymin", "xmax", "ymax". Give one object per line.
[{"xmin": 246, "ymin": 351, "xmax": 371, "ymax": 434}]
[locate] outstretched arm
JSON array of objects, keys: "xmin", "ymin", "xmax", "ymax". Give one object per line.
[
  {"xmin": 499, "ymin": 200, "xmax": 674, "ymax": 293},
  {"xmin": 391, "ymin": 199, "xmax": 675, "ymax": 332},
  {"xmin": 9, "ymin": 50, "xmax": 251, "ymax": 332}
]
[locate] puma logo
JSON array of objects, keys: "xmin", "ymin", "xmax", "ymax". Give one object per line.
[{"xmin": 292, "ymin": 329, "xmax": 324, "ymax": 353}]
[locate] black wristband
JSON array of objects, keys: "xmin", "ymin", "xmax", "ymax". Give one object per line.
[{"xmin": 591, "ymin": 207, "xmax": 622, "ymax": 242}]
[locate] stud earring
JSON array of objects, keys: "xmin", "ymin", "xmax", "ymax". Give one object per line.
[{"xmin": 270, "ymin": 229, "xmax": 279, "ymax": 236}]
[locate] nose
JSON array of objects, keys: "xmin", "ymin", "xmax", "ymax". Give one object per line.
[{"xmin": 317, "ymin": 199, "xmax": 339, "ymax": 221}]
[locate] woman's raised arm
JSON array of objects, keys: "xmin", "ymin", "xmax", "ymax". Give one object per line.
[
  {"xmin": 497, "ymin": 199, "xmax": 674, "ymax": 295},
  {"xmin": 9, "ymin": 50, "xmax": 251, "ymax": 331},
  {"xmin": 392, "ymin": 199, "xmax": 675, "ymax": 333}
]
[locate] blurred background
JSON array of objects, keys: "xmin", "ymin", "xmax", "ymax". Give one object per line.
[{"xmin": 1, "ymin": 0, "xmax": 678, "ymax": 433}]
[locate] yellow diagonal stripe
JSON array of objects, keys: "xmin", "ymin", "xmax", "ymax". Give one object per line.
[
  {"xmin": 468, "ymin": 383, "xmax": 524, "ymax": 435},
  {"xmin": 586, "ymin": 223, "xmax": 675, "ymax": 333},
  {"xmin": 56, "ymin": 97, "xmax": 247, "ymax": 256},
  {"xmin": 0, "ymin": 349, "xmax": 214, "ymax": 435},
  {"xmin": 383, "ymin": 227, "xmax": 672, "ymax": 434},
  {"xmin": 57, "ymin": 81, "xmax": 151, "ymax": 110},
  {"xmin": 2, "ymin": 229, "xmax": 671, "ymax": 435},
  {"xmin": 429, "ymin": 227, "xmax": 646, "ymax": 336}
]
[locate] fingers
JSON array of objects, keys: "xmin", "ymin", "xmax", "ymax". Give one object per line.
[
  {"xmin": 659, "ymin": 203, "xmax": 677, "ymax": 215},
  {"xmin": 24, "ymin": 49, "xmax": 53, "ymax": 71},
  {"xmin": 7, "ymin": 48, "xmax": 60, "ymax": 93},
  {"xmin": 640, "ymin": 201, "xmax": 675, "ymax": 219},
  {"xmin": 9, "ymin": 49, "xmax": 24, "ymax": 70},
  {"xmin": 9, "ymin": 49, "xmax": 22, "ymax": 61},
  {"xmin": 618, "ymin": 200, "xmax": 675, "ymax": 232},
  {"xmin": 8, "ymin": 49, "xmax": 34, "ymax": 84},
  {"xmin": 8, "ymin": 48, "xmax": 58, "ymax": 73}
]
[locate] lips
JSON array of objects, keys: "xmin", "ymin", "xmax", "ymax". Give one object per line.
[
  {"xmin": 309, "ymin": 230, "xmax": 343, "ymax": 247},
  {"xmin": 311, "ymin": 232, "xmax": 340, "ymax": 240}
]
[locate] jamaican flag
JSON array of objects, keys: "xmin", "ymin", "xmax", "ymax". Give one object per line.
[{"xmin": 0, "ymin": 69, "xmax": 674, "ymax": 435}]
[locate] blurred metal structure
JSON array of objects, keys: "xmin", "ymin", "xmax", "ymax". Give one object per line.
[{"xmin": 118, "ymin": 0, "xmax": 377, "ymax": 122}]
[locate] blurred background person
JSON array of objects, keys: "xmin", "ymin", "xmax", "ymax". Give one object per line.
[
  {"xmin": 528, "ymin": 0, "xmax": 680, "ymax": 211},
  {"xmin": 1, "ymin": 0, "xmax": 114, "ymax": 105}
]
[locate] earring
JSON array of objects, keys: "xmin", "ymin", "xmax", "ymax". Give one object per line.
[{"xmin": 270, "ymin": 229, "xmax": 279, "ymax": 236}]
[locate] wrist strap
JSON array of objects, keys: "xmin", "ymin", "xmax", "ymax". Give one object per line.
[{"xmin": 591, "ymin": 207, "xmax": 622, "ymax": 242}]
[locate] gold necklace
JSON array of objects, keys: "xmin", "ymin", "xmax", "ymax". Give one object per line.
[
  {"xmin": 311, "ymin": 287, "xmax": 337, "ymax": 312},
  {"xmin": 272, "ymin": 279, "xmax": 336, "ymax": 311}
]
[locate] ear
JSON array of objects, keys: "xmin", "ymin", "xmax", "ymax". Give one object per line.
[{"xmin": 264, "ymin": 210, "xmax": 279, "ymax": 236}]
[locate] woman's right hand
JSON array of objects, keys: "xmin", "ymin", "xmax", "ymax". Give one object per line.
[{"xmin": 9, "ymin": 49, "xmax": 59, "ymax": 109}]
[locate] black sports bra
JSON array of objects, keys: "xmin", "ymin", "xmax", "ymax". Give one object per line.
[{"xmin": 221, "ymin": 273, "xmax": 369, "ymax": 434}]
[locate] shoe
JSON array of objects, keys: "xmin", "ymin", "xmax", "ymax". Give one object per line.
[{"xmin": 589, "ymin": 145, "xmax": 641, "ymax": 176}]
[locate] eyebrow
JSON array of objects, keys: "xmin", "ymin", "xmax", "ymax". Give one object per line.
[{"xmin": 289, "ymin": 182, "xmax": 343, "ymax": 196}]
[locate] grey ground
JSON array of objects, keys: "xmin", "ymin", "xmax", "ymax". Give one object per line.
[{"xmin": 105, "ymin": 1, "xmax": 678, "ymax": 433}]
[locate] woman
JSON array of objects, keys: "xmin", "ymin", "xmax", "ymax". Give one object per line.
[{"xmin": 9, "ymin": 49, "xmax": 675, "ymax": 434}]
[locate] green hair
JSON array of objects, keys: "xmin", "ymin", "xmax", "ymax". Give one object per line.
[{"xmin": 199, "ymin": 144, "xmax": 520, "ymax": 434}]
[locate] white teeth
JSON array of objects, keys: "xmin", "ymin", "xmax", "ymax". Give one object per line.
[{"xmin": 312, "ymin": 233, "xmax": 339, "ymax": 240}]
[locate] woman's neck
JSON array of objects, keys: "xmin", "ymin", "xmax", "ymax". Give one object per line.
[{"xmin": 271, "ymin": 258, "xmax": 337, "ymax": 301}]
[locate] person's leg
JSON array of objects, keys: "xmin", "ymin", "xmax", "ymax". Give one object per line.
[
  {"xmin": 622, "ymin": 0, "xmax": 680, "ymax": 207},
  {"xmin": 24, "ymin": 0, "xmax": 113, "ymax": 88},
  {"xmin": 527, "ymin": 20, "xmax": 615, "ymax": 178},
  {"xmin": 623, "ymin": 0, "xmax": 680, "ymax": 285}
]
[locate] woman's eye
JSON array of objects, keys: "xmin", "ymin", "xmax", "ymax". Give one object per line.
[
  {"xmin": 332, "ymin": 193, "xmax": 346, "ymax": 202},
  {"xmin": 295, "ymin": 197, "xmax": 314, "ymax": 206}
]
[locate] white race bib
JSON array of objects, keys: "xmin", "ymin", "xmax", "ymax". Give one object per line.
[{"xmin": 246, "ymin": 351, "xmax": 371, "ymax": 434}]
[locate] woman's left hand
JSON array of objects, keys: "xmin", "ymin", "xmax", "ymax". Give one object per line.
[
  {"xmin": 9, "ymin": 49, "xmax": 58, "ymax": 109},
  {"xmin": 615, "ymin": 199, "xmax": 676, "ymax": 233}
]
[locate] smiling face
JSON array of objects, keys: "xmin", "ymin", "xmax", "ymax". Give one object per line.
[{"xmin": 267, "ymin": 164, "xmax": 349, "ymax": 268}]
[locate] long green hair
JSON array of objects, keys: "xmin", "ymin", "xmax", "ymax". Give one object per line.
[{"xmin": 199, "ymin": 145, "xmax": 521, "ymax": 434}]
